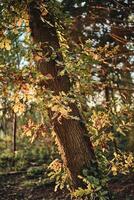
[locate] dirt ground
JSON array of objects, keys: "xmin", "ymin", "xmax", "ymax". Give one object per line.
[
  {"xmin": 0, "ymin": 172, "xmax": 134, "ymax": 200},
  {"xmin": 0, "ymin": 172, "xmax": 70, "ymax": 200}
]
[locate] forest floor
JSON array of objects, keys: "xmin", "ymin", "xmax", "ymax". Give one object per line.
[{"xmin": 0, "ymin": 171, "xmax": 134, "ymax": 200}]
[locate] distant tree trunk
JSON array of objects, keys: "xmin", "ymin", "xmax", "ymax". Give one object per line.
[
  {"xmin": 28, "ymin": 1, "xmax": 96, "ymax": 188},
  {"xmin": 13, "ymin": 112, "xmax": 17, "ymax": 152}
]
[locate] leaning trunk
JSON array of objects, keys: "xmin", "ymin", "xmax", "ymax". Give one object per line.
[{"xmin": 28, "ymin": 1, "xmax": 96, "ymax": 188}]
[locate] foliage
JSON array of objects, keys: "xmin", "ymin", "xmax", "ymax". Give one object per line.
[
  {"xmin": 26, "ymin": 166, "xmax": 45, "ymax": 178},
  {"xmin": 0, "ymin": 150, "xmax": 14, "ymax": 170},
  {"xmin": 0, "ymin": 135, "xmax": 57, "ymax": 171},
  {"xmin": 73, "ymin": 175, "xmax": 109, "ymax": 200},
  {"xmin": 48, "ymin": 159, "xmax": 71, "ymax": 192},
  {"xmin": 110, "ymin": 151, "xmax": 134, "ymax": 176},
  {"xmin": 0, "ymin": 1, "xmax": 134, "ymax": 199}
]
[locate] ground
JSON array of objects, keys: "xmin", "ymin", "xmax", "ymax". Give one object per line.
[
  {"xmin": 0, "ymin": 172, "xmax": 134, "ymax": 200},
  {"xmin": 0, "ymin": 171, "xmax": 70, "ymax": 200}
]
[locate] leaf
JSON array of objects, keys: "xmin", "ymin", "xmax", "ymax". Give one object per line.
[
  {"xmin": 111, "ymin": 165, "xmax": 117, "ymax": 176},
  {"xmin": 25, "ymin": 130, "xmax": 32, "ymax": 137},
  {"xmin": 17, "ymin": 18, "xmax": 23, "ymax": 27},
  {"xmin": 51, "ymin": 105, "xmax": 59, "ymax": 112},
  {"xmin": 13, "ymin": 102, "xmax": 25, "ymax": 116},
  {"xmin": 5, "ymin": 42, "xmax": 11, "ymax": 50},
  {"xmin": 59, "ymin": 107, "xmax": 69, "ymax": 116},
  {"xmin": 0, "ymin": 41, "xmax": 4, "ymax": 49},
  {"xmin": 4, "ymin": 39, "xmax": 11, "ymax": 50},
  {"xmin": 82, "ymin": 169, "xmax": 89, "ymax": 176},
  {"xmin": 30, "ymin": 134, "xmax": 36, "ymax": 143}
]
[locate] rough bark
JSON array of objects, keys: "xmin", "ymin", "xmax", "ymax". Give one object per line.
[{"xmin": 28, "ymin": 1, "xmax": 96, "ymax": 188}]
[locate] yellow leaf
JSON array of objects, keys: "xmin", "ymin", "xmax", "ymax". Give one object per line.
[
  {"xmin": 13, "ymin": 104, "xmax": 19, "ymax": 113},
  {"xmin": 51, "ymin": 105, "xmax": 59, "ymax": 112},
  {"xmin": 4, "ymin": 39, "xmax": 11, "ymax": 50},
  {"xmin": 0, "ymin": 41, "xmax": 5, "ymax": 49},
  {"xmin": 25, "ymin": 130, "xmax": 32, "ymax": 137},
  {"xmin": 5, "ymin": 43, "xmax": 11, "ymax": 50},
  {"xmin": 13, "ymin": 29, "xmax": 19, "ymax": 34},
  {"xmin": 17, "ymin": 19, "xmax": 23, "ymax": 27},
  {"xmin": 13, "ymin": 102, "xmax": 25, "ymax": 116},
  {"xmin": 111, "ymin": 165, "xmax": 117, "ymax": 176},
  {"xmin": 30, "ymin": 134, "xmax": 36, "ymax": 143},
  {"xmin": 59, "ymin": 107, "xmax": 69, "ymax": 116}
]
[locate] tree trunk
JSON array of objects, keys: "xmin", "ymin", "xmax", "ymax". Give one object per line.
[
  {"xmin": 28, "ymin": 1, "xmax": 96, "ymax": 188},
  {"xmin": 13, "ymin": 112, "xmax": 17, "ymax": 153}
]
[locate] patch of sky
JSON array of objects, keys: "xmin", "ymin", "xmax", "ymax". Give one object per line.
[
  {"xmin": 128, "ymin": 56, "xmax": 134, "ymax": 65},
  {"xmin": 74, "ymin": 1, "xmax": 86, "ymax": 8},
  {"xmin": 131, "ymin": 72, "xmax": 134, "ymax": 82},
  {"xmin": 126, "ymin": 42, "xmax": 134, "ymax": 51},
  {"xmin": 116, "ymin": 62, "xmax": 124, "ymax": 69},
  {"xmin": 87, "ymin": 91, "xmax": 105, "ymax": 107},
  {"xmin": 128, "ymin": 13, "xmax": 134, "ymax": 22},
  {"xmin": 19, "ymin": 58, "xmax": 29, "ymax": 69},
  {"xmin": 82, "ymin": 12, "xmax": 87, "ymax": 18},
  {"xmin": 74, "ymin": 3, "xmax": 78, "ymax": 8},
  {"xmin": 84, "ymin": 25, "xmax": 93, "ymax": 31},
  {"xmin": 92, "ymin": 75, "xmax": 100, "ymax": 82},
  {"xmin": 56, "ymin": 0, "xmax": 63, "ymax": 2},
  {"xmin": 81, "ymin": 2, "xmax": 86, "ymax": 7}
]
